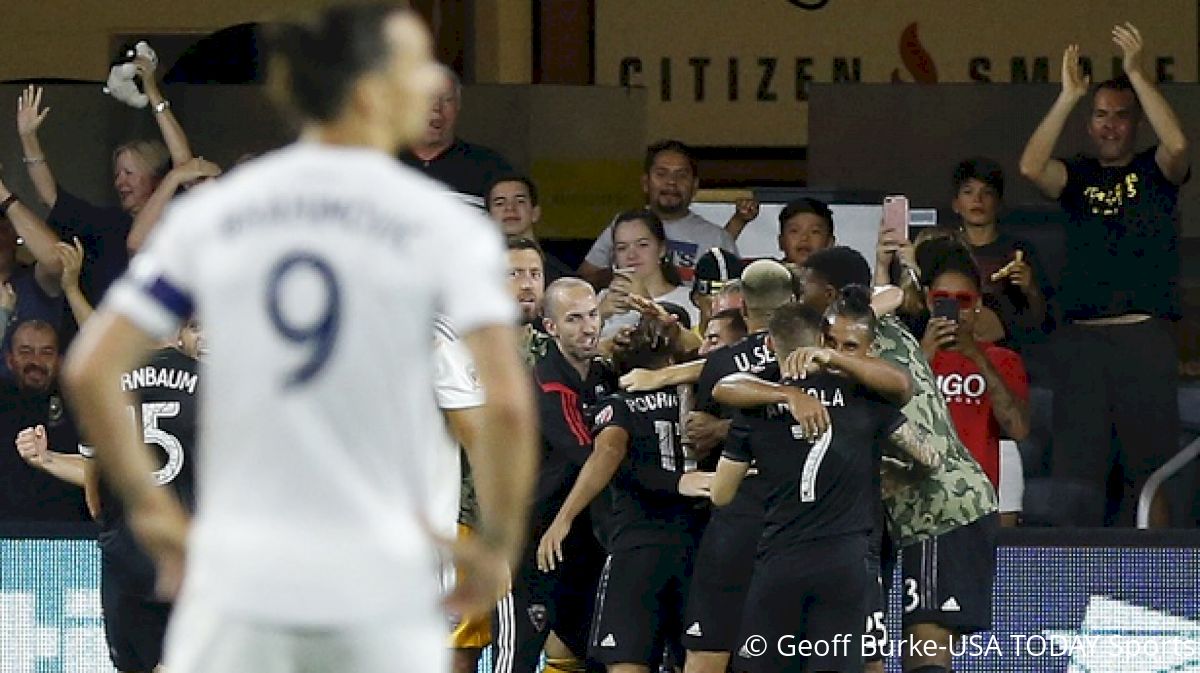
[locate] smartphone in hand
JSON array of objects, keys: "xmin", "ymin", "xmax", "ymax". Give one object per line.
[
  {"xmin": 932, "ymin": 296, "xmax": 959, "ymax": 322},
  {"xmin": 881, "ymin": 195, "xmax": 910, "ymax": 244}
]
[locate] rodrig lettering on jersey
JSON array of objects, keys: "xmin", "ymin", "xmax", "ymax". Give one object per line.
[
  {"xmin": 732, "ymin": 343, "xmax": 776, "ymax": 374},
  {"xmin": 120, "ymin": 367, "xmax": 198, "ymax": 395},
  {"xmin": 623, "ymin": 391, "xmax": 680, "ymax": 414}
]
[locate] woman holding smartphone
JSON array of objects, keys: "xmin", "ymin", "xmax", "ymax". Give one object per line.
[
  {"xmin": 599, "ymin": 209, "xmax": 700, "ymax": 338},
  {"xmin": 920, "ymin": 241, "xmax": 1030, "ymax": 528}
]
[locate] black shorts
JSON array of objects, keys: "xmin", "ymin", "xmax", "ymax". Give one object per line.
[
  {"xmin": 493, "ymin": 520, "xmax": 606, "ymax": 673},
  {"xmin": 589, "ymin": 543, "xmax": 695, "ymax": 665},
  {"xmin": 681, "ymin": 510, "xmax": 763, "ymax": 652},
  {"xmin": 735, "ymin": 534, "xmax": 869, "ymax": 673},
  {"xmin": 101, "ymin": 551, "xmax": 171, "ymax": 672},
  {"xmin": 900, "ymin": 512, "xmax": 998, "ymax": 634}
]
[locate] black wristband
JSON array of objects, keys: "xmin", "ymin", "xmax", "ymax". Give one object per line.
[{"xmin": 0, "ymin": 194, "xmax": 17, "ymax": 216}]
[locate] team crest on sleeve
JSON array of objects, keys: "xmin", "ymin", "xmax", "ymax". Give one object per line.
[
  {"xmin": 595, "ymin": 404, "xmax": 614, "ymax": 426},
  {"xmin": 527, "ymin": 603, "xmax": 548, "ymax": 632}
]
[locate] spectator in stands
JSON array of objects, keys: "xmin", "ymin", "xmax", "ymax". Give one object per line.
[
  {"xmin": 578, "ymin": 140, "xmax": 737, "ymax": 287},
  {"xmin": 0, "ymin": 320, "xmax": 87, "ymax": 521},
  {"xmin": 690, "ymin": 247, "xmax": 743, "ymax": 331},
  {"xmin": 399, "ymin": 65, "xmax": 515, "ymax": 205},
  {"xmin": 948, "ymin": 157, "xmax": 1052, "ymax": 351},
  {"xmin": 920, "ymin": 245, "xmax": 1030, "ymax": 527},
  {"xmin": 16, "ymin": 71, "xmax": 195, "ymax": 307},
  {"xmin": 508, "ymin": 237, "xmax": 546, "ymax": 326},
  {"xmin": 777, "ymin": 197, "xmax": 835, "ymax": 265},
  {"xmin": 881, "ymin": 233, "xmax": 1007, "ymax": 348},
  {"xmin": 1019, "ymin": 25, "xmax": 1187, "ymax": 526},
  {"xmin": 487, "ymin": 175, "xmax": 573, "ymax": 283},
  {"xmin": 0, "ymin": 207, "xmax": 64, "ymax": 361},
  {"xmin": 599, "ymin": 209, "xmax": 700, "ymax": 338}
]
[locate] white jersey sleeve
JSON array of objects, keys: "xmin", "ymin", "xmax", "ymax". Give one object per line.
[
  {"xmin": 429, "ymin": 199, "xmax": 517, "ymax": 338},
  {"xmin": 433, "ymin": 320, "xmax": 483, "ymax": 411}
]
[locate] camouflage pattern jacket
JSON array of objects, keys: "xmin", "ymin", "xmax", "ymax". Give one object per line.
[{"xmin": 873, "ymin": 314, "xmax": 997, "ymax": 547}]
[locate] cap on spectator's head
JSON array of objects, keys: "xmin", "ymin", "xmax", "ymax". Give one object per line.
[
  {"xmin": 801, "ymin": 246, "xmax": 871, "ymax": 291},
  {"xmin": 740, "ymin": 259, "xmax": 795, "ymax": 310},
  {"xmin": 693, "ymin": 248, "xmax": 744, "ymax": 296}
]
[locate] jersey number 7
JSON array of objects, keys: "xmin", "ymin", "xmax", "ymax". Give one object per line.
[{"xmin": 797, "ymin": 427, "xmax": 832, "ymax": 502}]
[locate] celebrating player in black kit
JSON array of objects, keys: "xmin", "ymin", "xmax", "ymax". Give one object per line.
[
  {"xmin": 498, "ymin": 278, "xmax": 612, "ymax": 673},
  {"xmin": 584, "ymin": 317, "xmax": 714, "ymax": 672},
  {"xmin": 680, "ymin": 259, "xmax": 795, "ymax": 673},
  {"xmin": 711, "ymin": 303, "xmax": 907, "ymax": 673},
  {"xmin": 17, "ymin": 321, "xmax": 202, "ymax": 673}
]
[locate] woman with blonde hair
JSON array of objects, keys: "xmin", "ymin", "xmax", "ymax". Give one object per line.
[{"xmin": 13, "ymin": 52, "xmax": 199, "ymax": 306}]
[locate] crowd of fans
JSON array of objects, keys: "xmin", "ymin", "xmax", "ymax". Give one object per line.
[{"xmin": 0, "ymin": 19, "xmax": 1192, "ymax": 673}]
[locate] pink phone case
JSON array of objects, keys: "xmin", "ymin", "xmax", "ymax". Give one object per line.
[{"xmin": 882, "ymin": 195, "xmax": 909, "ymax": 242}]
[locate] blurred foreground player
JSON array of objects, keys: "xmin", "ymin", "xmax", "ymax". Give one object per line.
[{"xmin": 63, "ymin": 6, "xmax": 536, "ymax": 673}]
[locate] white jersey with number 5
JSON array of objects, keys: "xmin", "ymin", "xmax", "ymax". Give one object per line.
[{"xmin": 103, "ymin": 142, "xmax": 515, "ymax": 626}]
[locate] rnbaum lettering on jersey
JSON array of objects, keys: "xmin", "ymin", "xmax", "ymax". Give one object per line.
[
  {"xmin": 937, "ymin": 373, "xmax": 987, "ymax": 399},
  {"xmin": 120, "ymin": 366, "xmax": 198, "ymax": 395}
]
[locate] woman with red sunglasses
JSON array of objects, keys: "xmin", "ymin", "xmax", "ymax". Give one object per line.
[{"xmin": 920, "ymin": 241, "xmax": 1031, "ymax": 529}]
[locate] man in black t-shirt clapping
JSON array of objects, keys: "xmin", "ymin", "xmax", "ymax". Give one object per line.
[{"xmin": 1019, "ymin": 23, "xmax": 1188, "ymax": 527}]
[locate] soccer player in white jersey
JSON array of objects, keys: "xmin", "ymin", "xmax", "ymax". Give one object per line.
[{"xmin": 61, "ymin": 5, "xmax": 537, "ymax": 673}]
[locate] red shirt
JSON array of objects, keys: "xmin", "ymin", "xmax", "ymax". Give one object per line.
[{"xmin": 931, "ymin": 344, "xmax": 1029, "ymax": 488}]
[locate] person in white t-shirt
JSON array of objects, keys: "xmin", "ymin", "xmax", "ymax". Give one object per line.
[
  {"xmin": 61, "ymin": 6, "xmax": 537, "ymax": 673},
  {"xmin": 578, "ymin": 140, "xmax": 738, "ymax": 287},
  {"xmin": 599, "ymin": 209, "xmax": 700, "ymax": 339}
]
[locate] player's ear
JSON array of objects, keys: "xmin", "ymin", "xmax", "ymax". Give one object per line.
[
  {"xmin": 765, "ymin": 333, "xmax": 776, "ymax": 354},
  {"xmin": 542, "ymin": 317, "xmax": 556, "ymax": 337}
]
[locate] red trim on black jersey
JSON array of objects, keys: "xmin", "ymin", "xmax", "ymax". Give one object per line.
[{"xmin": 539, "ymin": 382, "xmax": 591, "ymax": 446}]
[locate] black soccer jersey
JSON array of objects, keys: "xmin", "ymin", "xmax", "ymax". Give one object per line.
[
  {"xmin": 724, "ymin": 371, "xmax": 904, "ymax": 556},
  {"xmin": 593, "ymin": 387, "xmax": 708, "ymax": 552},
  {"xmin": 90, "ymin": 347, "xmax": 201, "ymax": 557},
  {"xmin": 693, "ymin": 331, "xmax": 777, "ymax": 516}
]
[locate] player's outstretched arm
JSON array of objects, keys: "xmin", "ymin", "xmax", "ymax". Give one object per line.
[
  {"xmin": 461, "ymin": 325, "xmax": 538, "ymax": 569},
  {"xmin": 62, "ymin": 311, "xmax": 188, "ymax": 598},
  {"xmin": 537, "ymin": 426, "xmax": 628, "ymax": 572},
  {"xmin": 825, "ymin": 350, "xmax": 913, "ymax": 405},
  {"xmin": 710, "ymin": 457, "xmax": 749, "ymax": 507},
  {"xmin": 620, "ymin": 359, "xmax": 704, "ymax": 391},
  {"xmin": 885, "ymin": 421, "xmax": 943, "ymax": 471}
]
